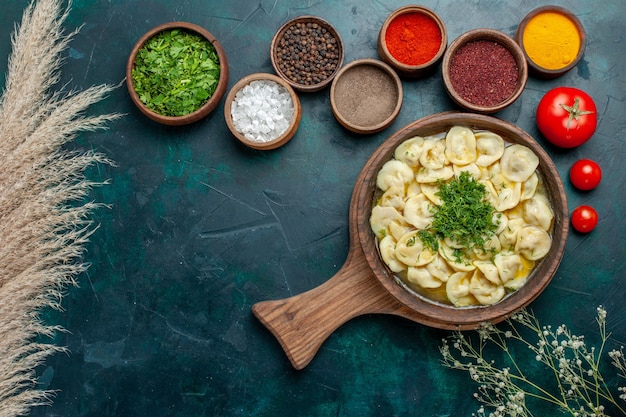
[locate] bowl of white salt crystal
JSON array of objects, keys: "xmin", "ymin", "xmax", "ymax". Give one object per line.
[{"xmin": 224, "ymin": 73, "xmax": 302, "ymax": 150}]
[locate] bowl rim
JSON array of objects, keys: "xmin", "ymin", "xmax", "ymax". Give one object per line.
[
  {"xmin": 329, "ymin": 58, "xmax": 403, "ymax": 135},
  {"xmin": 354, "ymin": 112, "xmax": 569, "ymax": 329},
  {"xmin": 224, "ymin": 72, "xmax": 302, "ymax": 150},
  {"xmin": 377, "ymin": 5, "xmax": 448, "ymax": 75},
  {"xmin": 442, "ymin": 28, "xmax": 528, "ymax": 114},
  {"xmin": 270, "ymin": 15, "xmax": 344, "ymax": 93},
  {"xmin": 126, "ymin": 21, "xmax": 229, "ymax": 126},
  {"xmin": 514, "ymin": 5, "xmax": 586, "ymax": 79}
]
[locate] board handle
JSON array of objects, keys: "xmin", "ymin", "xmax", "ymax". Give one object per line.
[{"xmin": 252, "ymin": 248, "xmax": 406, "ymax": 369}]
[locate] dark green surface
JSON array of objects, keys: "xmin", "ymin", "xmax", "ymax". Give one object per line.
[{"xmin": 1, "ymin": 0, "xmax": 625, "ymax": 416}]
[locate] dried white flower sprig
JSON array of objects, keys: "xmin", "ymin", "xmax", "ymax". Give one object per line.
[
  {"xmin": 440, "ymin": 306, "xmax": 626, "ymax": 417},
  {"xmin": 0, "ymin": 0, "xmax": 120, "ymax": 415}
]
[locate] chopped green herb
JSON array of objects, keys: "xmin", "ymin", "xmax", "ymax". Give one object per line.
[
  {"xmin": 131, "ymin": 29, "xmax": 220, "ymax": 117},
  {"xmin": 418, "ymin": 171, "xmax": 498, "ymax": 261},
  {"xmin": 417, "ymin": 230, "xmax": 439, "ymax": 252}
]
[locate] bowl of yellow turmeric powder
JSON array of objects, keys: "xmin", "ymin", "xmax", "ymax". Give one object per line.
[{"xmin": 515, "ymin": 6, "xmax": 586, "ymax": 79}]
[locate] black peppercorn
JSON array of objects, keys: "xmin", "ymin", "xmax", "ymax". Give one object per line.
[{"xmin": 275, "ymin": 20, "xmax": 340, "ymax": 86}]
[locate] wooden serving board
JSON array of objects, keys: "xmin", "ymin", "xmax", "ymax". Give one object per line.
[
  {"xmin": 252, "ymin": 112, "xmax": 569, "ymax": 370},
  {"xmin": 251, "ymin": 175, "xmax": 428, "ymax": 370}
]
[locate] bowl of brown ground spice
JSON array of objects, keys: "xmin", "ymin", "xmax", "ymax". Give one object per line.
[
  {"xmin": 271, "ymin": 15, "xmax": 344, "ymax": 92},
  {"xmin": 329, "ymin": 58, "xmax": 403, "ymax": 134},
  {"xmin": 442, "ymin": 29, "xmax": 528, "ymax": 114}
]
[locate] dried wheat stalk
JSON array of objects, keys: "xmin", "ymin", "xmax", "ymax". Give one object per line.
[{"xmin": 0, "ymin": 0, "xmax": 121, "ymax": 415}]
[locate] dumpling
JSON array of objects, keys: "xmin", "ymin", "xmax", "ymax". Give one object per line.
[
  {"xmin": 500, "ymin": 144, "xmax": 539, "ymax": 182},
  {"xmin": 403, "ymin": 193, "xmax": 434, "ymax": 229},
  {"xmin": 419, "ymin": 138, "xmax": 448, "ymax": 170},
  {"xmin": 379, "ymin": 186, "xmax": 406, "ymax": 211},
  {"xmin": 406, "ymin": 180, "xmax": 422, "ymax": 198},
  {"xmin": 523, "ymin": 194, "xmax": 554, "ymax": 231},
  {"xmin": 420, "ymin": 183, "xmax": 443, "ymax": 206},
  {"xmin": 493, "ymin": 176, "xmax": 522, "ymax": 211},
  {"xmin": 388, "ymin": 220, "xmax": 411, "ymax": 242},
  {"xmin": 394, "ymin": 136, "xmax": 425, "ymax": 167},
  {"xmin": 498, "ymin": 217, "xmax": 526, "ymax": 250},
  {"xmin": 480, "ymin": 180, "xmax": 500, "ymax": 210},
  {"xmin": 515, "ymin": 226, "xmax": 552, "ymax": 260},
  {"xmin": 446, "ymin": 271, "xmax": 475, "ymax": 307},
  {"xmin": 493, "ymin": 252, "xmax": 524, "ymax": 284},
  {"xmin": 502, "ymin": 255, "xmax": 533, "ymax": 291},
  {"xmin": 395, "ymin": 230, "xmax": 436, "ymax": 267},
  {"xmin": 453, "ymin": 162, "xmax": 482, "ymax": 180},
  {"xmin": 376, "ymin": 160, "xmax": 414, "ymax": 191},
  {"xmin": 472, "ymin": 234, "xmax": 502, "ymax": 261},
  {"xmin": 493, "ymin": 212, "xmax": 508, "ymax": 235},
  {"xmin": 475, "ymin": 131, "xmax": 505, "ymax": 166},
  {"xmin": 379, "ymin": 235, "xmax": 406, "ymax": 273},
  {"xmin": 473, "ymin": 260, "xmax": 501, "ymax": 285},
  {"xmin": 488, "ymin": 163, "xmax": 522, "ymax": 211},
  {"xmin": 407, "ymin": 267, "xmax": 442, "ymax": 289},
  {"xmin": 445, "ymin": 126, "xmax": 477, "ymax": 166},
  {"xmin": 415, "ymin": 165, "xmax": 454, "ymax": 183},
  {"xmin": 521, "ymin": 172, "xmax": 539, "ymax": 201},
  {"xmin": 370, "ymin": 205, "xmax": 404, "ymax": 239},
  {"xmin": 439, "ymin": 241, "xmax": 476, "ymax": 272},
  {"xmin": 426, "ymin": 254, "xmax": 454, "ymax": 282},
  {"xmin": 469, "ymin": 271, "xmax": 505, "ymax": 305}
]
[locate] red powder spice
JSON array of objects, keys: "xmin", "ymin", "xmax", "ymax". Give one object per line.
[
  {"xmin": 449, "ymin": 40, "xmax": 518, "ymax": 107},
  {"xmin": 385, "ymin": 12, "xmax": 442, "ymax": 66}
]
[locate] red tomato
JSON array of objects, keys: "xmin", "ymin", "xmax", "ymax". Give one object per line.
[
  {"xmin": 536, "ymin": 87, "xmax": 597, "ymax": 148},
  {"xmin": 569, "ymin": 159, "xmax": 602, "ymax": 190},
  {"xmin": 571, "ymin": 205, "xmax": 598, "ymax": 233}
]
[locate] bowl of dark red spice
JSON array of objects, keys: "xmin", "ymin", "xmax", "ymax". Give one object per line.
[
  {"xmin": 515, "ymin": 5, "xmax": 586, "ymax": 79},
  {"xmin": 126, "ymin": 21, "xmax": 229, "ymax": 126},
  {"xmin": 377, "ymin": 5, "xmax": 447, "ymax": 79},
  {"xmin": 330, "ymin": 59, "xmax": 403, "ymax": 135},
  {"xmin": 224, "ymin": 73, "xmax": 302, "ymax": 150},
  {"xmin": 442, "ymin": 29, "xmax": 528, "ymax": 114},
  {"xmin": 271, "ymin": 15, "xmax": 344, "ymax": 92}
]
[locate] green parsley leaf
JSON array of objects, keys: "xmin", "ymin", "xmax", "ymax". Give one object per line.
[{"xmin": 131, "ymin": 29, "xmax": 221, "ymax": 117}]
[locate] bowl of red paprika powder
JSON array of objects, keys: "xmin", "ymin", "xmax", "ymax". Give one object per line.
[
  {"xmin": 442, "ymin": 29, "xmax": 528, "ymax": 114},
  {"xmin": 377, "ymin": 5, "xmax": 447, "ymax": 79}
]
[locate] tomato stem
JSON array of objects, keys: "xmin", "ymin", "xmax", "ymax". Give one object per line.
[{"xmin": 560, "ymin": 98, "xmax": 594, "ymax": 130}]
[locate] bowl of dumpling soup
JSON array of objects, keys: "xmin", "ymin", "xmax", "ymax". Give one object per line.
[{"xmin": 356, "ymin": 112, "xmax": 568, "ymax": 328}]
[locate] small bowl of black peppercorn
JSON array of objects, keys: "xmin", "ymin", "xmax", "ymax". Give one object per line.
[{"xmin": 271, "ymin": 15, "xmax": 344, "ymax": 92}]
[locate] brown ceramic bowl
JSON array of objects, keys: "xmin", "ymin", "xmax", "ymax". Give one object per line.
[
  {"xmin": 378, "ymin": 5, "xmax": 447, "ymax": 79},
  {"xmin": 271, "ymin": 15, "xmax": 344, "ymax": 92},
  {"xmin": 126, "ymin": 22, "xmax": 229, "ymax": 126},
  {"xmin": 330, "ymin": 59, "xmax": 403, "ymax": 135},
  {"xmin": 515, "ymin": 6, "xmax": 586, "ymax": 79},
  {"xmin": 356, "ymin": 112, "xmax": 569, "ymax": 328},
  {"xmin": 442, "ymin": 29, "xmax": 528, "ymax": 114},
  {"xmin": 224, "ymin": 73, "xmax": 302, "ymax": 150}
]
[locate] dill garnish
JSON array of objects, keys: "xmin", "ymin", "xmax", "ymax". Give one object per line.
[{"xmin": 420, "ymin": 171, "xmax": 498, "ymax": 260}]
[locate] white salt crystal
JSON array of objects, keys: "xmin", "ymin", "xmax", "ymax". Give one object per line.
[{"xmin": 231, "ymin": 79, "xmax": 295, "ymax": 143}]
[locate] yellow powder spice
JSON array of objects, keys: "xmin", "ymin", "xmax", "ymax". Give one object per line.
[{"xmin": 522, "ymin": 11, "xmax": 581, "ymax": 70}]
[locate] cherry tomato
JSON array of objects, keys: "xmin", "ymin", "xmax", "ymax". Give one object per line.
[
  {"xmin": 536, "ymin": 87, "xmax": 597, "ymax": 148},
  {"xmin": 571, "ymin": 205, "xmax": 598, "ymax": 233},
  {"xmin": 569, "ymin": 159, "xmax": 602, "ymax": 190}
]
